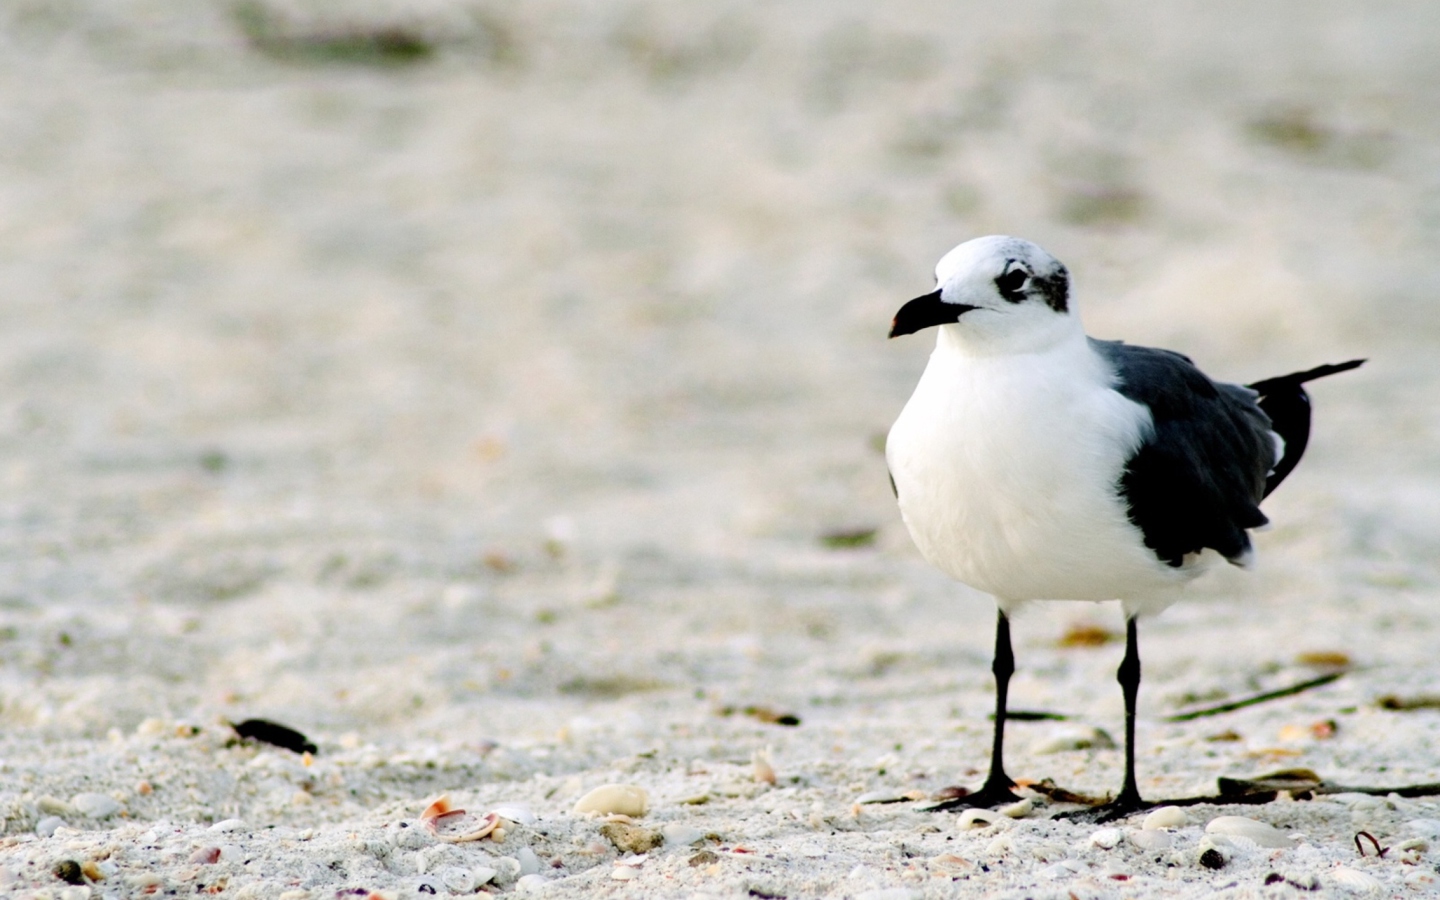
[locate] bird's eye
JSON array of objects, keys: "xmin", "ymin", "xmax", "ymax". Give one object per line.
[{"xmin": 995, "ymin": 267, "xmax": 1030, "ymax": 300}]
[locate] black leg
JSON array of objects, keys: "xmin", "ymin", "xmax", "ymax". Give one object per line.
[
  {"xmin": 929, "ymin": 608, "xmax": 1023, "ymax": 811},
  {"xmin": 1115, "ymin": 615, "xmax": 1144, "ymax": 809},
  {"xmin": 1056, "ymin": 615, "xmax": 1152, "ymax": 822}
]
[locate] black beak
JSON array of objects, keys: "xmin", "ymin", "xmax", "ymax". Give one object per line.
[{"xmin": 888, "ymin": 290, "xmax": 975, "ymax": 338}]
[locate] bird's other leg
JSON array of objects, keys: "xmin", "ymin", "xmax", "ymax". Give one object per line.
[
  {"xmin": 929, "ymin": 608, "xmax": 1023, "ymax": 811},
  {"xmin": 1058, "ymin": 615, "xmax": 1152, "ymax": 822}
]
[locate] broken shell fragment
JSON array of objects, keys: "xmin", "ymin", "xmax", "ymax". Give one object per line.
[
  {"xmin": 1130, "ymin": 829, "xmax": 1172, "ymax": 851},
  {"xmin": 957, "ymin": 809, "xmax": 1001, "ymax": 830},
  {"xmin": 573, "ymin": 784, "xmax": 649, "ymax": 817},
  {"xmin": 752, "ymin": 748, "xmax": 777, "ymax": 785},
  {"xmin": 999, "ymin": 797, "xmax": 1033, "ymax": 818},
  {"xmin": 1090, "ymin": 828, "xmax": 1123, "ymax": 849},
  {"xmin": 419, "ymin": 794, "xmax": 502, "ymax": 842}
]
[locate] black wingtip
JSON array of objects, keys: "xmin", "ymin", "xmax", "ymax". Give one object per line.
[{"xmin": 1247, "ymin": 358, "xmax": 1365, "ymax": 395}]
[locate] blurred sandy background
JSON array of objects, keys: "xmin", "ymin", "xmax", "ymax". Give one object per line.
[{"xmin": 0, "ymin": 1, "xmax": 1438, "ymax": 896}]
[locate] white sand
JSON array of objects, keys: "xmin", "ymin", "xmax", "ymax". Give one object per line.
[{"xmin": 1, "ymin": 1, "xmax": 1439, "ymax": 897}]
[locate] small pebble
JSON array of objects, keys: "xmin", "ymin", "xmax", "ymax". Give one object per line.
[
  {"xmin": 573, "ymin": 784, "xmax": 649, "ymax": 817},
  {"xmin": 1198, "ymin": 846, "xmax": 1227, "ymax": 869},
  {"xmin": 688, "ymin": 850, "xmax": 719, "ymax": 867},
  {"xmin": 52, "ymin": 860, "xmax": 85, "ymax": 885},
  {"xmin": 1204, "ymin": 815, "xmax": 1296, "ymax": 849},
  {"xmin": 1143, "ymin": 806, "xmax": 1187, "ymax": 830},
  {"xmin": 1090, "ymin": 828, "xmax": 1123, "ymax": 849},
  {"xmin": 36, "ymin": 815, "xmax": 67, "ymax": 838},
  {"xmin": 599, "ymin": 822, "xmax": 663, "ymax": 853},
  {"xmin": 957, "ymin": 809, "xmax": 1000, "ymax": 830},
  {"xmin": 71, "ymin": 792, "xmax": 122, "ymax": 818}
]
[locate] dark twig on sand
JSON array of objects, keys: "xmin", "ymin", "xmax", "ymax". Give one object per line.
[
  {"xmin": 1355, "ymin": 831, "xmax": 1388, "ymax": 858},
  {"xmin": 1164, "ymin": 672, "xmax": 1343, "ymax": 722}
]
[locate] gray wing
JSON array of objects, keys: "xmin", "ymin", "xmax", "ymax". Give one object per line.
[{"xmin": 1090, "ymin": 339, "xmax": 1275, "ymax": 568}]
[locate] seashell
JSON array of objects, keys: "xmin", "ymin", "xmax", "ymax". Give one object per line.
[
  {"xmin": 1406, "ymin": 869, "xmax": 1438, "ymax": 888},
  {"xmin": 1329, "ymin": 866, "xmax": 1382, "ymax": 893},
  {"xmin": 1032, "ymin": 726, "xmax": 1117, "ymax": 754},
  {"xmin": 753, "ymin": 748, "xmax": 777, "ymax": 786},
  {"xmin": 188, "ymin": 847, "xmax": 221, "ymax": 865},
  {"xmin": 473, "ymin": 867, "xmax": 498, "ymax": 885},
  {"xmin": 1039, "ymin": 862, "xmax": 1074, "ymax": 880},
  {"xmin": 516, "ymin": 847, "xmax": 541, "ymax": 876},
  {"xmin": 420, "ymin": 794, "xmax": 457, "ymax": 821},
  {"xmin": 1143, "ymin": 806, "xmax": 1187, "ymax": 830},
  {"xmin": 440, "ymin": 867, "xmax": 476, "ymax": 893},
  {"xmin": 661, "ymin": 823, "xmax": 706, "ymax": 846},
  {"xmin": 929, "ymin": 852, "xmax": 972, "ymax": 870},
  {"xmin": 71, "ymin": 793, "xmax": 122, "ymax": 819},
  {"xmin": 957, "ymin": 809, "xmax": 1000, "ymax": 830},
  {"xmin": 1000, "ymin": 797, "xmax": 1034, "ymax": 818},
  {"xmin": 855, "ymin": 790, "xmax": 909, "ymax": 805},
  {"xmin": 1089, "ymin": 828, "xmax": 1123, "ymax": 849},
  {"xmin": 36, "ymin": 815, "xmax": 67, "ymax": 838},
  {"xmin": 610, "ymin": 867, "xmax": 637, "ymax": 881},
  {"xmin": 490, "ymin": 803, "xmax": 536, "ymax": 825},
  {"xmin": 37, "ymin": 796, "xmax": 74, "ymax": 816},
  {"xmin": 208, "ymin": 818, "xmax": 247, "ymax": 833},
  {"xmin": 514, "ymin": 873, "xmax": 549, "ymax": 892},
  {"xmin": 418, "ymin": 793, "xmax": 502, "ymax": 842},
  {"xmin": 573, "ymin": 784, "xmax": 649, "ymax": 817},
  {"xmin": 1406, "ymin": 819, "xmax": 1440, "ymax": 837},
  {"xmin": 1129, "ymin": 829, "xmax": 1171, "ymax": 851},
  {"xmin": 985, "ymin": 834, "xmax": 1014, "ymax": 856},
  {"xmin": 1204, "ymin": 816, "xmax": 1296, "ymax": 849}
]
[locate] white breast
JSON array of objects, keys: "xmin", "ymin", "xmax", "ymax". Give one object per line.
[{"xmin": 886, "ymin": 328, "xmax": 1202, "ymax": 608}]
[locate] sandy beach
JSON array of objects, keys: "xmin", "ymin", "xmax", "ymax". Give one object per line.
[{"xmin": 2, "ymin": 1, "xmax": 1440, "ymax": 897}]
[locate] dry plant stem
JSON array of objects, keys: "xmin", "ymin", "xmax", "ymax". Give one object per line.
[{"xmin": 1165, "ymin": 672, "xmax": 1344, "ymax": 721}]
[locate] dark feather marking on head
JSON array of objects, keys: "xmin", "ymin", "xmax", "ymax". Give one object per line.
[
  {"xmin": 1033, "ymin": 264, "xmax": 1068, "ymax": 313},
  {"xmin": 1091, "ymin": 339, "xmax": 1272, "ymax": 568}
]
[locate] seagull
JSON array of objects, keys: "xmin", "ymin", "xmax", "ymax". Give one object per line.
[{"xmin": 885, "ymin": 235, "xmax": 1363, "ymax": 821}]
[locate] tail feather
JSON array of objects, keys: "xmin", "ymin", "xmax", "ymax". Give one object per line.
[{"xmin": 1247, "ymin": 359, "xmax": 1364, "ymax": 497}]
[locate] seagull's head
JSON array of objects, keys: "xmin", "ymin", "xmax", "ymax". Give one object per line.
[{"xmin": 889, "ymin": 236, "xmax": 1076, "ymax": 351}]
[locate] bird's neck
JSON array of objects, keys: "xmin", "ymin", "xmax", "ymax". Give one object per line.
[{"xmin": 934, "ymin": 313, "xmax": 1087, "ymax": 360}]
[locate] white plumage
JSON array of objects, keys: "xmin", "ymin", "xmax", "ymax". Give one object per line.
[{"xmin": 884, "ymin": 234, "xmax": 1362, "ymax": 820}]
